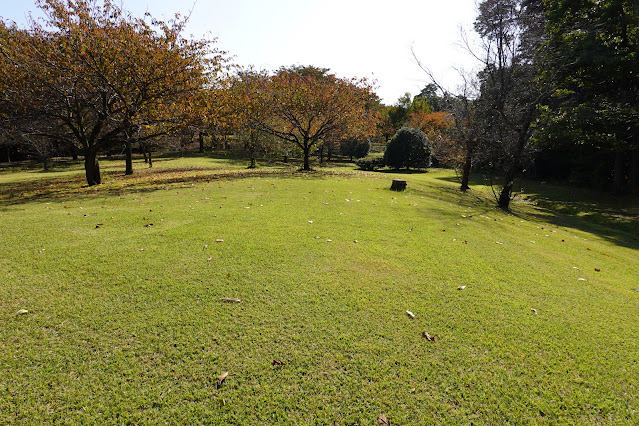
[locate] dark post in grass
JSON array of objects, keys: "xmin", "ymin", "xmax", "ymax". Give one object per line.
[{"xmin": 390, "ymin": 179, "xmax": 407, "ymax": 191}]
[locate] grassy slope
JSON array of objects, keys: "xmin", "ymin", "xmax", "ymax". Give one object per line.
[{"xmin": 1, "ymin": 156, "xmax": 638, "ymax": 424}]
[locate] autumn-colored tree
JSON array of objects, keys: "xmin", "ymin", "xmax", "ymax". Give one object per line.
[
  {"xmin": 247, "ymin": 65, "xmax": 380, "ymax": 171},
  {"xmin": 0, "ymin": 0, "xmax": 226, "ymax": 185}
]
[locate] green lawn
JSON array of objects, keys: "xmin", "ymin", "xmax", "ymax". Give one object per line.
[{"xmin": 1, "ymin": 155, "xmax": 638, "ymax": 424}]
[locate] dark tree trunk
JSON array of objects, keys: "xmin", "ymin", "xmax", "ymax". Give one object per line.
[
  {"xmin": 630, "ymin": 149, "xmax": 639, "ymax": 194},
  {"xmin": 498, "ymin": 167, "xmax": 516, "ymax": 210},
  {"xmin": 460, "ymin": 148, "xmax": 473, "ymax": 191},
  {"xmin": 147, "ymin": 149, "xmax": 153, "ymax": 168},
  {"xmin": 199, "ymin": 131, "xmax": 204, "ymax": 153},
  {"xmin": 327, "ymin": 146, "xmax": 333, "ymax": 162},
  {"xmin": 613, "ymin": 150, "xmax": 626, "ymax": 194},
  {"xmin": 248, "ymin": 144, "xmax": 256, "ymax": 169},
  {"xmin": 318, "ymin": 145, "xmax": 325, "ymax": 165},
  {"xmin": 302, "ymin": 145, "xmax": 311, "ymax": 171},
  {"xmin": 71, "ymin": 145, "xmax": 78, "ymax": 161},
  {"xmin": 84, "ymin": 149, "xmax": 101, "ymax": 186},
  {"xmin": 42, "ymin": 157, "xmax": 49, "ymax": 171},
  {"xmin": 124, "ymin": 140, "xmax": 133, "ymax": 175}
]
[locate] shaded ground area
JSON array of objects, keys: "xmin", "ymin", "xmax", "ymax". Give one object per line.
[{"xmin": 435, "ymin": 173, "xmax": 639, "ymax": 250}]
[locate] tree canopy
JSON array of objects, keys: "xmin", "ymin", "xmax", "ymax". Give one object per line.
[
  {"xmin": 0, "ymin": 0, "xmax": 227, "ymax": 185},
  {"xmin": 243, "ymin": 65, "xmax": 381, "ymax": 171}
]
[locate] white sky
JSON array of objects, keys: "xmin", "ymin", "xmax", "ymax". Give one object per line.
[{"xmin": 1, "ymin": 0, "xmax": 482, "ymax": 104}]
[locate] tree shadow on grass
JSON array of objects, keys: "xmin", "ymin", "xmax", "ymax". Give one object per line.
[
  {"xmin": 520, "ymin": 193, "xmax": 639, "ymax": 250},
  {"xmin": 0, "ymin": 166, "xmax": 355, "ymax": 208},
  {"xmin": 434, "ymin": 173, "xmax": 639, "ymax": 249}
]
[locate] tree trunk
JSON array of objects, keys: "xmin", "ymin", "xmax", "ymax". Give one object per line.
[
  {"xmin": 42, "ymin": 157, "xmax": 49, "ymax": 171},
  {"xmin": 199, "ymin": 131, "xmax": 204, "ymax": 153},
  {"xmin": 147, "ymin": 149, "xmax": 153, "ymax": 168},
  {"xmin": 303, "ymin": 145, "xmax": 311, "ymax": 171},
  {"xmin": 84, "ymin": 149, "xmax": 101, "ymax": 186},
  {"xmin": 71, "ymin": 145, "xmax": 78, "ymax": 161},
  {"xmin": 248, "ymin": 144, "xmax": 256, "ymax": 169},
  {"xmin": 124, "ymin": 140, "xmax": 133, "ymax": 175},
  {"xmin": 630, "ymin": 149, "xmax": 639, "ymax": 194},
  {"xmin": 460, "ymin": 148, "xmax": 473, "ymax": 191},
  {"xmin": 498, "ymin": 167, "xmax": 516, "ymax": 210},
  {"xmin": 613, "ymin": 150, "xmax": 625, "ymax": 194}
]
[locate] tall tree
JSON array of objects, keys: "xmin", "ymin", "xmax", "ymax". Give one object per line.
[
  {"xmin": 248, "ymin": 65, "xmax": 380, "ymax": 171},
  {"xmin": 0, "ymin": 0, "xmax": 225, "ymax": 185},
  {"xmin": 541, "ymin": 0, "xmax": 639, "ymax": 193},
  {"xmin": 473, "ymin": 0, "xmax": 550, "ymax": 208}
]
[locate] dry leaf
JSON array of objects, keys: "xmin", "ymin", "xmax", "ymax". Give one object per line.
[
  {"xmin": 422, "ymin": 332, "xmax": 436, "ymax": 341},
  {"xmin": 144, "ymin": 223, "xmax": 153, "ymax": 227},
  {"xmin": 216, "ymin": 239, "xmax": 224, "ymax": 243},
  {"xmin": 632, "ymin": 288, "xmax": 639, "ymax": 292},
  {"xmin": 38, "ymin": 248, "xmax": 46, "ymax": 253},
  {"xmin": 377, "ymin": 414, "xmax": 390, "ymax": 425},
  {"xmin": 203, "ymin": 244, "xmax": 209, "ymax": 249},
  {"xmin": 406, "ymin": 310, "xmax": 415, "ymax": 318},
  {"xmin": 16, "ymin": 309, "xmax": 28, "ymax": 315},
  {"xmin": 217, "ymin": 371, "xmax": 229, "ymax": 386},
  {"xmin": 531, "ymin": 308, "xmax": 538, "ymax": 315},
  {"xmin": 272, "ymin": 360, "xmax": 285, "ymax": 366},
  {"xmin": 458, "ymin": 286, "xmax": 466, "ymax": 290},
  {"xmin": 221, "ymin": 297, "xmax": 241, "ymax": 303},
  {"xmin": 594, "ymin": 268, "xmax": 600, "ymax": 272}
]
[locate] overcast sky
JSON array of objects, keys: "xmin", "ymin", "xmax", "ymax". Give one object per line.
[{"xmin": 1, "ymin": 0, "xmax": 482, "ymax": 104}]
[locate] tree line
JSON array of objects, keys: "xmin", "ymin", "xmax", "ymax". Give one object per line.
[
  {"xmin": 1, "ymin": 0, "xmax": 636, "ymax": 210},
  {"xmin": 408, "ymin": 0, "xmax": 637, "ymax": 208},
  {"xmin": 0, "ymin": 0, "xmax": 381, "ymax": 184}
]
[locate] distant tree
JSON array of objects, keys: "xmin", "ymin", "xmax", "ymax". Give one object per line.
[
  {"xmin": 383, "ymin": 127, "xmax": 431, "ymax": 170},
  {"xmin": 339, "ymin": 137, "xmax": 370, "ymax": 161},
  {"xmin": 249, "ymin": 65, "xmax": 380, "ymax": 171},
  {"xmin": 415, "ymin": 83, "xmax": 446, "ymax": 112}
]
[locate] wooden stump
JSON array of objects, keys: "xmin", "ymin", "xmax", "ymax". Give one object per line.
[{"xmin": 390, "ymin": 179, "xmax": 407, "ymax": 191}]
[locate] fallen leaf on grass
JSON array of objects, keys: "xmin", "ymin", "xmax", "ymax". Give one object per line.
[
  {"xmin": 422, "ymin": 332, "xmax": 436, "ymax": 341},
  {"xmin": 594, "ymin": 268, "xmax": 600, "ymax": 272},
  {"xmin": 38, "ymin": 248, "xmax": 46, "ymax": 253},
  {"xmin": 16, "ymin": 309, "xmax": 28, "ymax": 315},
  {"xmin": 495, "ymin": 242, "xmax": 503, "ymax": 245},
  {"xmin": 95, "ymin": 223, "xmax": 103, "ymax": 228},
  {"xmin": 203, "ymin": 244, "xmax": 209, "ymax": 249},
  {"xmin": 216, "ymin": 239, "xmax": 224, "ymax": 243},
  {"xmin": 632, "ymin": 288, "xmax": 639, "ymax": 292},
  {"xmin": 217, "ymin": 371, "xmax": 229, "ymax": 386},
  {"xmin": 458, "ymin": 286, "xmax": 466, "ymax": 290},
  {"xmin": 144, "ymin": 223, "xmax": 153, "ymax": 227},
  {"xmin": 577, "ymin": 278, "xmax": 587, "ymax": 281},
  {"xmin": 272, "ymin": 360, "xmax": 285, "ymax": 366},
  {"xmin": 377, "ymin": 414, "xmax": 390, "ymax": 425},
  {"xmin": 531, "ymin": 308, "xmax": 538, "ymax": 315},
  {"xmin": 406, "ymin": 310, "xmax": 415, "ymax": 318},
  {"xmin": 221, "ymin": 297, "xmax": 241, "ymax": 303}
]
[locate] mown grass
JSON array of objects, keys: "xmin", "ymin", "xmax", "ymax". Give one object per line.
[{"xmin": 1, "ymin": 155, "xmax": 638, "ymax": 424}]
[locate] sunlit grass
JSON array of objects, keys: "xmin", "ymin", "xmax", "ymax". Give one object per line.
[{"xmin": 1, "ymin": 155, "xmax": 638, "ymax": 424}]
